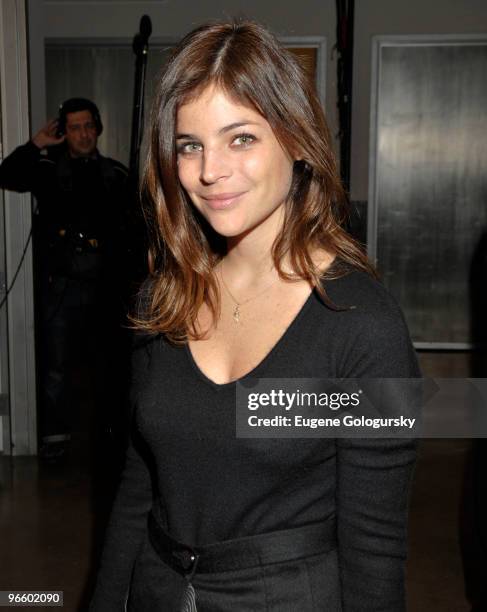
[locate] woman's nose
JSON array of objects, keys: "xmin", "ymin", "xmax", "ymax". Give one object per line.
[{"xmin": 200, "ymin": 149, "xmax": 231, "ymax": 184}]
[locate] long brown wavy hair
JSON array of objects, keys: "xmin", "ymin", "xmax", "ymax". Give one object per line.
[{"xmin": 134, "ymin": 19, "xmax": 375, "ymax": 343}]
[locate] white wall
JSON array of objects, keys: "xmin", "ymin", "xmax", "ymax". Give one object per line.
[{"xmin": 42, "ymin": 0, "xmax": 336, "ymax": 37}]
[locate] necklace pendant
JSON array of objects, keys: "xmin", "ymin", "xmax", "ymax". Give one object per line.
[{"xmin": 233, "ymin": 304, "xmax": 240, "ymax": 323}]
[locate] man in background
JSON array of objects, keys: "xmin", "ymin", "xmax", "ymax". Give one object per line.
[{"xmin": 0, "ymin": 97, "xmax": 130, "ymax": 462}]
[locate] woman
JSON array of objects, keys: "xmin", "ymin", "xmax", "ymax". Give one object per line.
[{"xmin": 91, "ymin": 19, "xmax": 420, "ymax": 611}]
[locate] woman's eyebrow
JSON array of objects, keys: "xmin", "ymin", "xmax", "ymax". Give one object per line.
[
  {"xmin": 176, "ymin": 121, "xmax": 260, "ymax": 140},
  {"xmin": 218, "ymin": 121, "xmax": 260, "ymax": 134}
]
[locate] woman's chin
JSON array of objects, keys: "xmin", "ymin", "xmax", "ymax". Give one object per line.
[{"xmin": 208, "ymin": 220, "xmax": 250, "ymax": 239}]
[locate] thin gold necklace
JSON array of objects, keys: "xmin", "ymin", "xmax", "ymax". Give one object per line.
[{"xmin": 219, "ymin": 263, "xmax": 279, "ymax": 324}]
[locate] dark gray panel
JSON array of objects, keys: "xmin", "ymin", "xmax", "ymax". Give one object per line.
[{"xmin": 374, "ymin": 42, "xmax": 487, "ymax": 345}]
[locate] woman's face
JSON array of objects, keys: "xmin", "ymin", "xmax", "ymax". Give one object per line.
[{"xmin": 176, "ymin": 85, "xmax": 295, "ymax": 239}]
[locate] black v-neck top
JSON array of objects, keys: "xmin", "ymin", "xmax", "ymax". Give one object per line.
[{"xmin": 92, "ymin": 267, "xmax": 420, "ymax": 610}]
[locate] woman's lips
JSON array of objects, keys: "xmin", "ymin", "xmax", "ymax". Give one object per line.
[{"xmin": 200, "ymin": 192, "xmax": 246, "ymax": 210}]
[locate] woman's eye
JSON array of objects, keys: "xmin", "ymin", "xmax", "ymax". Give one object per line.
[
  {"xmin": 177, "ymin": 142, "xmax": 203, "ymax": 155},
  {"xmin": 232, "ymin": 134, "xmax": 255, "ymax": 147}
]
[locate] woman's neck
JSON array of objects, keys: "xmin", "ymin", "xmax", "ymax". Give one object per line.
[
  {"xmin": 221, "ymin": 203, "xmax": 285, "ymax": 287},
  {"xmin": 218, "ymin": 204, "xmax": 334, "ymax": 290}
]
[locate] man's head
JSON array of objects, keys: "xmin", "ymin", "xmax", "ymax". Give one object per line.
[{"xmin": 58, "ymin": 98, "xmax": 103, "ymax": 158}]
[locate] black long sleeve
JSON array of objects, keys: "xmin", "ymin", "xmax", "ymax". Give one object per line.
[
  {"xmin": 336, "ymin": 305, "xmax": 420, "ymax": 611},
  {"xmin": 89, "ymin": 438, "xmax": 153, "ymax": 610},
  {"xmin": 90, "ymin": 341, "xmax": 155, "ymax": 611},
  {"xmin": 0, "ymin": 141, "xmax": 44, "ymax": 192}
]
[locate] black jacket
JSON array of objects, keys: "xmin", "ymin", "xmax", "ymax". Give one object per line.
[{"xmin": 0, "ymin": 141, "xmax": 130, "ymax": 278}]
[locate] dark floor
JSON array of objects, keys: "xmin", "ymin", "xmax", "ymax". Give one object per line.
[{"xmin": 0, "ymin": 352, "xmax": 485, "ymax": 611}]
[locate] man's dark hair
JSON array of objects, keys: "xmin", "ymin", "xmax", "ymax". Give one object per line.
[{"xmin": 58, "ymin": 97, "xmax": 103, "ymax": 135}]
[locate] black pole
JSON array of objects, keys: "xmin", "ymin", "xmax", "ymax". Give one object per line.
[
  {"xmin": 129, "ymin": 14, "xmax": 152, "ymax": 182},
  {"xmin": 336, "ymin": 0, "xmax": 355, "ymax": 194},
  {"xmin": 127, "ymin": 14, "xmax": 152, "ymax": 284}
]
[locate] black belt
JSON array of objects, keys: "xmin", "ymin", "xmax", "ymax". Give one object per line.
[{"xmin": 148, "ymin": 510, "xmax": 337, "ymax": 580}]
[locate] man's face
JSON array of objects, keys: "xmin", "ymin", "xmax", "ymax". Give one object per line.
[{"xmin": 64, "ymin": 110, "xmax": 98, "ymax": 158}]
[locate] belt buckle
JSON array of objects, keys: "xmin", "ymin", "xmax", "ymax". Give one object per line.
[{"xmin": 172, "ymin": 549, "xmax": 199, "ymax": 578}]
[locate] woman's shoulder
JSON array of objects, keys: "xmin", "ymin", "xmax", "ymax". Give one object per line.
[
  {"xmin": 322, "ymin": 260, "xmax": 403, "ymax": 319},
  {"xmin": 130, "ymin": 276, "xmax": 172, "ymax": 357},
  {"xmin": 315, "ymin": 261, "xmax": 419, "ymax": 377},
  {"xmin": 132, "ymin": 329, "xmax": 160, "ymax": 352}
]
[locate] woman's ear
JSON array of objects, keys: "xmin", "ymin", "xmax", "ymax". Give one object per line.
[{"xmin": 293, "ymin": 158, "xmax": 312, "ymax": 171}]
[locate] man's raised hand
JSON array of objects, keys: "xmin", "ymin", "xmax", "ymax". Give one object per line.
[{"xmin": 32, "ymin": 119, "xmax": 66, "ymax": 149}]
